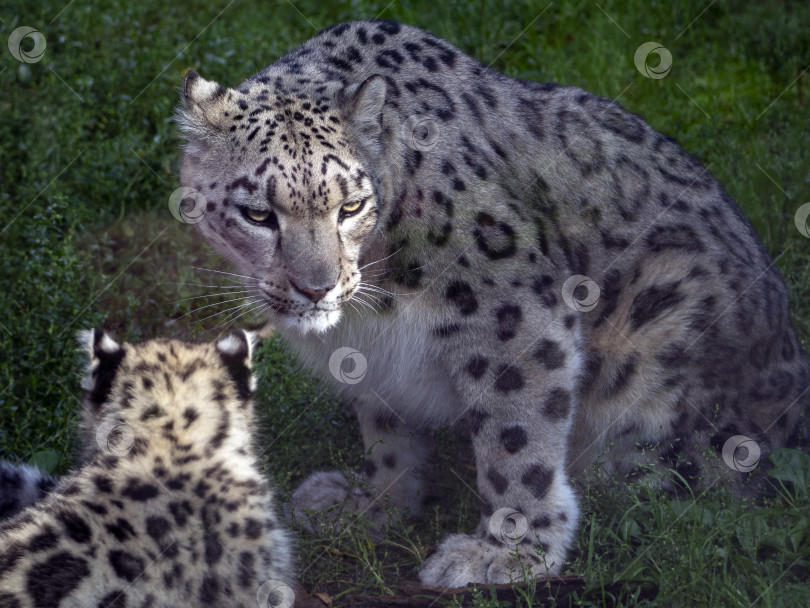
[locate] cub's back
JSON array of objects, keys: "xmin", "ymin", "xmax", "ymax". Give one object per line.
[{"xmin": 0, "ymin": 330, "xmax": 294, "ymax": 608}]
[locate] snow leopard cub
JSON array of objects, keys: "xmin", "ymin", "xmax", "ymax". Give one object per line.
[
  {"xmin": 0, "ymin": 330, "xmax": 293, "ymax": 607},
  {"xmin": 176, "ymin": 20, "xmax": 810, "ymax": 586}
]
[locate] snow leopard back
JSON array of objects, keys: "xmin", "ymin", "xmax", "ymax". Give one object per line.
[{"xmin": 0, "ymin": 330, "xmax": 294, "ymax": 608}]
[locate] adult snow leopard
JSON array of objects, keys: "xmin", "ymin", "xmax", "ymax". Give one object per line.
[
  {"xmin": 176, "ymin": 19, "xmax": 810, "ymax": 586},
  {"xmin": 0, "ymin": 330, "xmax": 294, "ymax": 607}
]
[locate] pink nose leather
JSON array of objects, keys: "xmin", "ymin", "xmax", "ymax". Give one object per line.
[{"xmin": 290, "ymin": 280, "xmax": 333, "ymax": 303}]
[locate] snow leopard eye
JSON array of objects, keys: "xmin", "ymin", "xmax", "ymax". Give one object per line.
[
  {"xmin": 241, "ymin": 207, "xmax": 279, "ymax": 229},
  {"xmin": 244, "ymin": 208, "xmax": 270, "ymax": 222},
  {"xmin": 340, "ymin": 197, "xmax": 367, "ymax": 218}
]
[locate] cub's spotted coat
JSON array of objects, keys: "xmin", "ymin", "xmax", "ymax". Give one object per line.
[
  {"xmin": 177, "ymin": 20, "xmax": 810, "ymax": 586},
  {"xmin": 0, "ymin": 330, "xmax": 293, "ymax": 607}
]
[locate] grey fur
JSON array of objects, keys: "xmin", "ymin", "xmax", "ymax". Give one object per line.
[
  {"xmin": 177, "ymin": 20, "xmax": 810, "ymax": 585},
  {"xmin": 0, "ymin": 462, "xmax": 55, "ymax": 520}
]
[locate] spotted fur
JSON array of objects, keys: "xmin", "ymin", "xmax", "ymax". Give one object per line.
[
  {"xmin": 0, "ymin": 330, "xmax": 293, "ymax": 607},
  {"xmin": 177, "ymin": 20, "xmax": 810, "ymax": 586}
]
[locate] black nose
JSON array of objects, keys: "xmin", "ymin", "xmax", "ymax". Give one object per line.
[{"xmin": 289, "ymin": 279, "xmax": 334, "ymax": 303}]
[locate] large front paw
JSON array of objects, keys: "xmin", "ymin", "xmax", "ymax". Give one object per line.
[
  {"xmin": 418, "ymin": 534, "xmax": 557, "ymax": 587},
  {"xmin": 290, "ymin": 470, "xmax": 389, "ymax": 537}
]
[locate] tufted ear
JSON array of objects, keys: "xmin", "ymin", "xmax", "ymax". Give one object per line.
[
  {"xmin": 341, "ymin": 75, "xmax": 386, "ymax": 138},
  {"xmin": 175, "ymin": 70, "xmax": 236, "ymax": 143},
  {"xmin": 78, "ymin": 328, "xmax": 125, "ymax": 406},
  {"xmin": 215, "ymin": 330, "xmax": 257, "ymax": 399}
]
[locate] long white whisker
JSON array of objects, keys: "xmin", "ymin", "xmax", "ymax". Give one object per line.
[
  {"xmin": 352, "ymin": 298, "xmax": 373, "ymax": 313},
  {"xmin": 239, "ymin": 300, "xmax": 269, "ymax": 322},
  {"xmin": 192, "ymin": 274, "xmax": 243, "ymax": 285},
  {"xmin": 216, "ymin": 297, "xmax": 263, "ymax": 324},
  {"xmin": 354, "ymin": 291, "xmax": 382, "ymax": 308},
  {"xmin": 348, "ymin": 301, "xmax": 368, "ymax": 319},
  {"xmin": 362, "ymin": 281, "xmax": 423, "ymax": 299},
  {"xmin": 166, "ymin": 282, "xmax": 260, "ymax": 289},
  {"xmin": 213, "ymin": 307, "xmax": 251, "ymax": 330},
  {"xmin": 358, "ymin": 283, "xmax": 398, "ymax": 297},
  {"xmin": 346, "ymin": 301, "xmax": 360, "ymax": 316},
  {"xmin": 358, "ymin": 279, "xmax": 402, "ymax": 292},
  {"xmin": 356, "ymin": 290, "xmax": 386, "ymax": 305},
  {"xmin": 397, "ymin": 260, "xmax": 433, "ymax": 274},
  {"xmin": 191, "ymin": 266, "xmax": 260, "ymax": 281},
  {"xmin": 172, "ymin": 290, "xmax": 259, "ymax": 304},
  {"xmin": 357, "ymin": 284, "xmax": 404, "ymax": 303},
  {"xmin": 194, "ymin": 298, "xmax": 261, "ymax": 325},
  {"xmin": 358, "ymin": 246, "xmax": 402, "ymax": 271},
  {"xmin": 176, "ymin": 295, "xmax": 254, "ymax": 320},
  {"xmin": 361, "ymin": 268, "xmax": 393, "ymax": 278},
  {"xmin": 353, "ymin": 294, "xmax": 381, "ymax": 315},
  {"xmin": 215, "ymin": 300, "xmax": 267, "ymax": 330},
  {"xmin": 248, "ymin": 304, "xmax": 274, "ymax": 325}
]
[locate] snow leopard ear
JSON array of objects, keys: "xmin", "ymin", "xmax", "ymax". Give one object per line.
[
  {"xmin": 176, "ymin": 70, "xmax": 235, "ymax": 142},
  {"xmin": 341, "ymin": 75, "xmax": 386, "ymax": 138},
  {"xmin": 78, "ymin": 328, "xmax": 125, "ymax": 406},
  {"xmin": 215, "ymin": 330, "xmax": 257, "ymax": 399}
]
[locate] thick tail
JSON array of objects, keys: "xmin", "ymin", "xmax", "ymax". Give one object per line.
[{"xmin": 0, "ymin": 461, "xmax": 57, "ymax": 520}]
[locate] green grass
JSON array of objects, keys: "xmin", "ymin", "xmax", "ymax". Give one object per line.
[{"xmin": 1, "ymin": 0, "xmax": 809, "ymax": 605}]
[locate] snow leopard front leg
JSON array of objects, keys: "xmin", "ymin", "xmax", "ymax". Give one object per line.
[
  {"xmin": 419, "ymin": 300, "xmax": 581, "ymax": 586},
  {"xmin": 291, "ymin": 393, "xmax": 430, "ymax": 534}
]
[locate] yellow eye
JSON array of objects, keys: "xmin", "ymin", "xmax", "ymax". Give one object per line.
[
  {"xmin": 244, "ymin": 208, "xmax": 270, "ymax": 223},
  {"xmin": 341, "ymin": 199, "xmax": 365, "ymax": 214}
]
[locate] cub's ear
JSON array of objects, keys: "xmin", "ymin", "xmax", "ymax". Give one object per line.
[
  {"xmin": 78, "ymin": 328, "xmax": 125, "ymax": 406},
  {"xmin": 340, "ymin": 75, "xmax": 386, "ymax": 138},
  {"xmin": 175, "ymin": 70, "xmax": 236, "ymax": 142},
  {"xmin": 215, "ymin": 330, "xmax": 257, "ymax": 399}
]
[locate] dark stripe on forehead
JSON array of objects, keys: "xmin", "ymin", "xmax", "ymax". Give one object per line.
[
  {"xmin": 321, "ymin": 154, "xmax": 350, "ymax": 174},
  {"xmin": 229, "ymin": 176, "xmax": 258, "ymax": 193},
  {"xmin": 335, "ymin": 174, "xmax": 348, "ymax": 198},
  {"xmin": 266, "ymin": 175, "xmax": 277, "ymax": 206},
  {"xmin": 254, "ymin": 158, "xmax": 271, "ymax": 176},
  {"xmin": 352, "ymin": 170, "xmax": 367, "ymax": 189}
]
